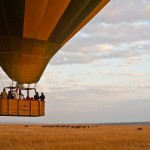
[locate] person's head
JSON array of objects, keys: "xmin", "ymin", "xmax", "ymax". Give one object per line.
[
  {"xmin": 36, "ymin": 92, "xmax": 38, "ymax": 95},
  {"xmin": 3, "ymin": 88, "xmax": 6, "ymax": 92},
  {"xmin": 41, "ymin": 92, "xmax": 43, "ymax": 95}
]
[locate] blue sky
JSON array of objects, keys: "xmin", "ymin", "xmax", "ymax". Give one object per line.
[{"xmin": 0, "ymin": 0, "xmax": 150, "ymax": 124}]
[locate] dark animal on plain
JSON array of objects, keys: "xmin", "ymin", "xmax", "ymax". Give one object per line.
[{"xmin": 137, "ymin": 127, "xmax": 143, "ymax": 130}]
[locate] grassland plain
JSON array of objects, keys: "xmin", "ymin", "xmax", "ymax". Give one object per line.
[{"xmin": 0, "ymin": 124, "xmax": 150, "ymax": 150}]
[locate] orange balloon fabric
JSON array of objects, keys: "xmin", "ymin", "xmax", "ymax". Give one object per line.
[{"xmin": 0, "ymin": 0, "xmax": 109, "ymax": 84}]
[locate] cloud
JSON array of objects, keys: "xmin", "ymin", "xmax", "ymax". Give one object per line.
[
  {"xmin": 51, "ymin": 46, "xmax": 148, "ymax": 65},
  {"xmin": 50, "ymin": 0, "xmax": 150, "ymax": 66},
  {"xmin": 41, "ymin": 82, "xmax": 150, "ymax": 106},
  {"xmin": 95, "ymin": 0, "xmax": 150, "ymax": 24},
  {"xmin": 99, "ymin": 70, "xmax": 144, "ymax": 77}
]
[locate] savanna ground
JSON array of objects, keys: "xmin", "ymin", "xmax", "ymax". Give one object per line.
[{"xmin": 0, "ymin": 124, "xmax": 150, "ymax": 150}]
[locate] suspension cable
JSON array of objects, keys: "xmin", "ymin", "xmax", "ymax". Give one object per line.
[{"xmin": 34, "ymin": 83, "xmax": 37, "ymax": 93}]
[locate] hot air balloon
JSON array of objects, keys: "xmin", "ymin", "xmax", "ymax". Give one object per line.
[{"xmin": 0, "ymin": 0, "xmax": 110, "ymax": 116}]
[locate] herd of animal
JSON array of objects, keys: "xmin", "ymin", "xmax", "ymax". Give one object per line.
[{"xmin": 41, "ymin": 125, "xmax": 99, "ymax": 129}]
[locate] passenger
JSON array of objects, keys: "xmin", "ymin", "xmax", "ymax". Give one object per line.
[
  {"xmin": 7, "ymin": 91, "xmax": 14, "ymax": 99},
  {"xmin": 40, "ymin": 92, "xmax": 45, "ymax": 101},
  {"xmin": 26, "ymin": 95, "xmax": 30, "ymax": 100},
  {"xmin": 13, "ymin": 89, "xmax": 18, "ymax": 99},
  {"xmin": 20, "ymin": 94, "xmax": 24, "ymax": 100},
  {"xmin": 1, "ymin": 88, "xmax": 7, "ymax": 99},
  {"xmin": 34, "ymin": 92, "xmax": 40, "ymax": 100}
]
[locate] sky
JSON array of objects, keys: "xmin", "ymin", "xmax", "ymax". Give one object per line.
[{"xmin": 0, "ymin": 0, "xmax": 150, "ymax": 124}]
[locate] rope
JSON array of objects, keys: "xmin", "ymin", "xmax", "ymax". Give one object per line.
[
  {"xmin": 34, "ymin": 83, "xmax": 37, "ymax": 88},
  {"xmin": 34, "ymin": 83, "xmax": 37, "ymax": 93}
]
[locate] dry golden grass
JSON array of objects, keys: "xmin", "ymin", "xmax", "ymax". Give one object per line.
[{"xmin": 0, "ymin": 124, "xmax": 150, "ymax": 150}]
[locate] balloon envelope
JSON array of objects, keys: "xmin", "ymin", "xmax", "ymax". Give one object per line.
[{"xmin": 0, "ymin": 0, "xmax": 109, "ymax": 84}]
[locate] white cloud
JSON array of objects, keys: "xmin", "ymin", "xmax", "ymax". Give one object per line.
[
  {"xmin": 51, "ymin": 1, "xmax": 150, "ymax": 65},
  {"xmin": 99, "ymin": 70, "xmax": 144, "ymax": 77},
  {"xmin": 96, "ymin": 0, "xmax": 150, "ymax": 24}
]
